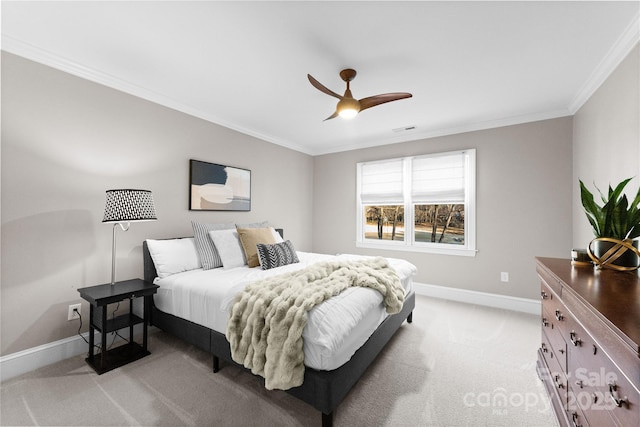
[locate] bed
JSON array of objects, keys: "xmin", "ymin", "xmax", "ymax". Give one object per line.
[{"xmin": 142, "ymin": 227, "xmax": 416, "ymax": 426}]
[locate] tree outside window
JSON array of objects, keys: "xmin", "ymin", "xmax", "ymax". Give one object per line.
[
  {"xmin": 414, "ymin": 204, "xmax": 464, "ymax": 244},
  {"xmin": 364, "ymin": 205, "xmax": 404, "ymax": 241}
]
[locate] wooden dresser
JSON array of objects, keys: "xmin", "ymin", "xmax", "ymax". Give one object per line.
[{"xmin": 536, "ymin": 257, "xmax": 640, "ymax": 427}]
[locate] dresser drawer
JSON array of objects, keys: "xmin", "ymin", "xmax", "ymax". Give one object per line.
[
  {"xmin": 566, "ymin": 407, "xmax": 588, "ymax": 427},
  {"xmin": 542, "ymin": 333, "xmax": 568, "ymax": 409},
  {"xmin": 543, "ymin": 305, "xmax": 568, "ymax": 373},
  {"xmin": 542, "ymin": 329, "xmax": 564, "ymax": 379},
  {"xmin": 606, "ymin": 377, "xmax": 639, "ymax": 427},
  {"xmin": 538, "ymin": 350, "xmax": 571, "ymax": 427},
  {"xmin": 537, "ymin": 264, "xmax": 563, "ymax": 297},
  {"xmin": 566, "ymin": 314, "xmax": 640, "ymax": 426},
  {"xmin": 568, "ymin": 384, "xmax": 618, "ymax": 427},
  {"xmin": 542, "ymin": 330, "xmax": 569, "ymax": 407},
  {"xmin": 541, "ymin": 281, "xmax": 570, "ymax": 337},
  {"xmin": 565, "ymin": 317, "xmax": 617, "ymax": 426},
  {"xmin": 561, "ymin": 281, "xmax": 640, "ymax": 391}
]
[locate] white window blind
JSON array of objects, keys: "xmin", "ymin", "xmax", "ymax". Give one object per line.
[
  {"xmin": 411, "ymin": 152, "xmax": 465, "ymax": 203},
  {"xmin": 359, "ymin": 159, "xmax": 404, "ymax": 204}
]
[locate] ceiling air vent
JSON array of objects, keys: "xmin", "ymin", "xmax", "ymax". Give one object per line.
[{"xmin": 392, "ymin": 125, "xmax": 416, "ymax": 133}]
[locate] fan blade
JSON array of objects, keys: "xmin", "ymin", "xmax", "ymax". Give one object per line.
[
  {"xmin": 323, "ymin": 111, "xmax": 339, "ymax": 121},
  {"xmin": 308, "ymin": 74, "xmax": 343, "ymax": 100},
  {"xmin": 359, "ymin": 92, "xmax": 412, "ymax": 112}
]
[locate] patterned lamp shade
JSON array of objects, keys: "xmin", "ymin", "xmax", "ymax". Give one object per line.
[{"xmin": 102, "ymin": 189, "xmax": 157, "ymax": 223}]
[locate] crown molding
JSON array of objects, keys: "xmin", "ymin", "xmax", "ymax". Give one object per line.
[
  {"xmin": 1, "ymin": 35, "xmax": 315, "ymax": 156},
  {"xmin": 569, "ymin": 12, "xmax": 640, "ymax": 114},
  {"xmin": 311, "ymin": 108, "xmax": 573, "ymax": 156}
]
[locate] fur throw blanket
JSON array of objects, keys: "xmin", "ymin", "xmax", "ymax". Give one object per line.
[{"xmin": 226, "ymin": 257, "xmax": 405, "ymax": 390}]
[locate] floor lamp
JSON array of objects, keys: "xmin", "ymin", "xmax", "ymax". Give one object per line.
[{"xmin": 102, "ymin": 189, "xmax": 157, "ymax": 285}]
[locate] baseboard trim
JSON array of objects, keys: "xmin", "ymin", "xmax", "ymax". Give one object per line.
[
  {"xmin": 0, "ymin": 325, "xmax": 148, "ymax": 383},
  {"xmin": 413, "ymin": 282, "xmax": 541, "ymax": 315},
  {"xmin": 2, "ymin": 287, "xmax": 540, "ymax": 383}
]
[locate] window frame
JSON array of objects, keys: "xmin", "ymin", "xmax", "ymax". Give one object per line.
[{"xmin": 356, "ymin": 149, "xmax": 476, "ymax": 257}]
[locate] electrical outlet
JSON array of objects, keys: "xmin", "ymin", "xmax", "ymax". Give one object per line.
[
  {"xmin": 500, "ymin": 272, "xmax": 509, "ymax": 283},
  {"xmin": 68, "ymin": 303, "xmax": 81, "ymax": 321}
]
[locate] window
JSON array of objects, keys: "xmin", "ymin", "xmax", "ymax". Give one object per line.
[{"xmin": 356, "ymin": 149, "xmax": 476, "ymax": 256}]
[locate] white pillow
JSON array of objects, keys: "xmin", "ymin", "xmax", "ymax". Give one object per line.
[
  {"xmin": 271, "ymin": 227, "xmax": 284, "ymax": 243},
  {"xmin": 209, "ymin": 229, "xmax": 247, "ymax": 269},
  {"xmin": 146, "ymin": 238, "xmax": 201, "ymax": 279}
]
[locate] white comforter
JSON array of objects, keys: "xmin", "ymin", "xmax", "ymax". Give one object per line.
[{"xmin": 153, "ymin": 252, "xmax": 416, "ymax": 370}]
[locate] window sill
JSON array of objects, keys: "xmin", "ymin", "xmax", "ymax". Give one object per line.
[{"xmin": 356, "ymin": 241, "xmax": 477, "ymax": 257}]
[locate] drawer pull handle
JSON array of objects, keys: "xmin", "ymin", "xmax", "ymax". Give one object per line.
[
  {"xmin": 571, "ymin": 412, "xmax": 582, "ymax": 427},
  {"xmin": 542, "ymin": 317, "xmax": 549, "ymax": 327},
  {"xmin": 575, "ymin": 380, "xmax": 583, "ymax": 389},
  {"xmin": 541, "ymin": 291, "xmax": 548, "ymax": 300},
  {"xmin": 608, "ymin": 382, "xmax": 628, "ymax": 408},
  {"xmin": 555, "ymin": 374, "xmax": 564, "ymax": 389},
  {"xmin": 541, "ymin": 343, "xmax": 548, "ymax": 353},
  {"xmin": 569, "ymin": 331, "xmax": 582, "ymax": 346},
  {"xmin": 555, "ymin": 309, "xmax": 564, "ymax": 321}
]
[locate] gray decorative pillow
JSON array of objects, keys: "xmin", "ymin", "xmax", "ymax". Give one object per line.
[
  {"xmin": 256, "ymin": 240, "xmax": 299, "ymax": 270},
  {"xmin": 191, "ymin": 221, "xmax": 235, "ymax": 270},
  {"xmin": 235, "ymin": 220, "xmax": 270, "ymax": 229}
]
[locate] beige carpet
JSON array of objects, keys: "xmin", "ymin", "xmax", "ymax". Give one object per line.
[{"xmin": 1, "ymin": 295, "xmax": 557, "ymax": 426}]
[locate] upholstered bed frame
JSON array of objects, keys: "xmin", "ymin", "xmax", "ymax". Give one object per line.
[{"xmin": 143, "ymin": 239, "xmax": 415, "ymax": 427}]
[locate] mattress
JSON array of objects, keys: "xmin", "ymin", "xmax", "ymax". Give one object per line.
[{"xmin": 153, "ymin": 251, "xmax": 416, "ymax": 370}]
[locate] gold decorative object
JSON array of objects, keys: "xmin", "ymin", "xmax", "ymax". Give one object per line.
[{"xmin": 587, "ymin": 237, "xmax": 640, "ymax": 271}]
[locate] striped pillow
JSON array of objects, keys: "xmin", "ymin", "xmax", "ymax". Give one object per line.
[
  {"xmin": 256, "ymin": 240, "xmax": 299, "ymax": 270},
  {"xmin": 191, "ymin": 221, "xmax": 235, "ymax": 270}
]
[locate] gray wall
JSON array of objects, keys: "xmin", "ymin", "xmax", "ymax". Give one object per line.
[
  {"xmin": 1, "ymin": 53, "xmax": 314, "ymax": 355},
  {"xmin": 573, "ymin": 43, "xmax": 640, "ymax": 247},
  {"xmin": 312, "ymin": 118, "xmax": 574, "ymax": 300}
]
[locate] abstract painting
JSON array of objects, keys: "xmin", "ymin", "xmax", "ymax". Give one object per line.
[{"xmin": 189, "ymin": 160, "xmax": 251, "ymax": 211}]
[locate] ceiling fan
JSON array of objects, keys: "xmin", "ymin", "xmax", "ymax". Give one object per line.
[{"xmin": 307, "ymin": 68, "xmax": 412, "ymax": 121}]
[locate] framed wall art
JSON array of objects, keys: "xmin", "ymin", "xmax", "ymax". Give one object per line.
[{"xmin": 189, "ymin": 159, "xmax": 251, "ymax": 211}]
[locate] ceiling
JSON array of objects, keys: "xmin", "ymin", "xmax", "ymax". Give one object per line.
[{"xmin": 2, "ymin": 1, "xmax": 639, "ymax": 156}]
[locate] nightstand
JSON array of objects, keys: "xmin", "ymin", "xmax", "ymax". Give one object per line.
[{"xmin": 78, "ymin": 279, "xmax": 159, "ymax": 374}]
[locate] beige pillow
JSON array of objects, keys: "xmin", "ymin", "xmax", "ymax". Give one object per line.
[{"xmin": 237, "ymin": 227, "xmax": 276, "ymax": 267}]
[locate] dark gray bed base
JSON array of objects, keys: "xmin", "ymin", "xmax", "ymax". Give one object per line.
[{"xmin": 143, "ymin": 240, "xmax": 414, "ymax": 427}]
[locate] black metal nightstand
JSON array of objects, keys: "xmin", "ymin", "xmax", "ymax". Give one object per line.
[{"xmin": 78, "ymin": 279, "xmax": 159, "ymax": 374}]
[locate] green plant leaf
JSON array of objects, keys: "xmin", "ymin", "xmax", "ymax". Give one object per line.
[
  {"xmin": 579, "ymin": 177, "xmax": 640, "ymax": 240},
  {"xmin": 580, "ymin": 180, "xmax": 603, "ymax": 236},
  {"xmin": 611, "ymin": 195, "xmax": 628, "ymax": 239}
]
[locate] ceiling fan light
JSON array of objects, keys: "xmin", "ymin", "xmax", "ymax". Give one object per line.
[
  {"xmin": 338, "ymin": 108, "xmax": 358, "ymax": 119},
  {"xmin": 337, "ymin": 98, "xmax": 360, "ymax": 119}
]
